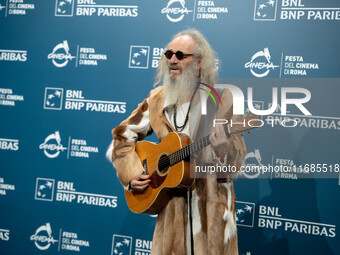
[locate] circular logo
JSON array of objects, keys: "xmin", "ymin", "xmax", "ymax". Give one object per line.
[
  {"xmin": 242, "ymin": 149, "xmax": 263, "ymax": 179},
  {"xmin": 47, "ymin": 41, "xmax": 75, "ymax": 68},
  {"xmin": 161, "ymin": 0, "xmax": 192, "ymax": 22},
  {"xmin": 245, "ymin": 48, "xmax": 279, "ymax": 77},
  {"xmin": 30, "ymin": 223, "xmax": 58, "ymax": 250},
  {"xmin": 39, "ymin": 131, "xmax": 67, "ymax": 158}
]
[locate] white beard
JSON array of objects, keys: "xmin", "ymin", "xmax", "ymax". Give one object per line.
[{"xmin": 163, "ymin": 62, "xmax": 199, "ymax": 106}]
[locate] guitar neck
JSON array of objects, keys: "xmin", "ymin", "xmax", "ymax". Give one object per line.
[
  {"xmin": 169, "ymin": 126, "xmax": 229, "ymax": 166},
  {"xmin": 168, "ymin": 114, "xmax": 258, "ymax": 166}
]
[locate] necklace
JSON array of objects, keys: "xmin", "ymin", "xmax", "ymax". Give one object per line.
[{"xmin": 173, "ymin": 85, "xmax": 199, "ymax": 132}]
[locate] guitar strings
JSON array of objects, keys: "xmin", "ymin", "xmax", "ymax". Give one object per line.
[
  {"xmin": 140, "ymin": 137, "xmax": 210, "ymax": 173},
  {"xmin": 141, "ymin": 120, "xmax": 247, "ymax": 172}
]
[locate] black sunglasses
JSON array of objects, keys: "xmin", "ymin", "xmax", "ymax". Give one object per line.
[{"xmin": 164, "ymin": 50, "xmax": 194, "ymax": 60}]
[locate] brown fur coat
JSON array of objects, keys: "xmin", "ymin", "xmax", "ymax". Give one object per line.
[{"xmin": 108, "ymin": 86, "xmax": 246, "ymax": 254}]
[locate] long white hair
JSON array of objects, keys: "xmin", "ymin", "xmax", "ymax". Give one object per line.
[{"xmin": 155, "ymin": 29, "xmax": 218, "ymax": 87}]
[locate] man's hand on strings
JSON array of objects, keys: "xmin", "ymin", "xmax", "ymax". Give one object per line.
[{"xmin": 129, "ymin": 174, "xmax": 151, "ymax": 192}]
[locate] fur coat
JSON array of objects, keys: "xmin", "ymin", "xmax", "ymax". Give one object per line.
[{"xmin": 108, "ymin": 86, "xmax": 246, "ymax": 255}]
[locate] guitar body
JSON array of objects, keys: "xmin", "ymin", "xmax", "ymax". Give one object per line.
[
  {"xmin": 124, "ymin": 114, "xmax": 259, "ymax": 215},
  {"xmin": 125, "ymin": 133, "xmax": 192, "ymax": 215}
]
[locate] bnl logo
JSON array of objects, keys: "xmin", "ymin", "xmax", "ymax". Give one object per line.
[
  {"xmin": 55, "ymin": 0, "xmax": 75, "ymax": 17},
  {"xmin": 112, "ymin": 235, "xmax": 132, "ymax": 255},
  {"xmin": 44, "ymin": 87, "xmax": 64, "ymax": 110},
  {"xmin": 254, "ymin": 0, "xmax": 278, "ymax": 21},
  {"xmin": 129, "ymin": 46, "xmax": 150, "ymax": 69},
  {"xmin": 35, "ymin": 178, "xmax": 55, "ymax": 201},
  {"xmin": 236, "ymin": 201, "xmax": 255, "ymax": 227}
]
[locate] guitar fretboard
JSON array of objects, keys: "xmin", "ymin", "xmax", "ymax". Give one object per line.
[
  {"xmin": 168, "ymin": 132, "xmax": 214, "ymax": 166},
  {"xmin": 167, "ymin": 114, "xmax": 257, "ymax": 166}
]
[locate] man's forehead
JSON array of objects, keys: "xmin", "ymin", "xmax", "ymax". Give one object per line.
[{"xmin": 168, "ymin": 35, "xmax": 196, "ymax": 52}]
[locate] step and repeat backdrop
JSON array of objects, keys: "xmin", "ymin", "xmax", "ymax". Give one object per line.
[{"xmin": 0, "ymin": 0, "xmax": 339, "ymax": 254}]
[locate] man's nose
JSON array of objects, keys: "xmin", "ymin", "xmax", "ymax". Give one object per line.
[{"xmin": 169, "ymin": 53, "xmax": 179, "ymax": 63}]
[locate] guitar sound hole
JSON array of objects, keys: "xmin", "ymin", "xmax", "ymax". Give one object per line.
[{"xmin": 158, "ymin": 155, "xmax": 170, "ymax": 174}]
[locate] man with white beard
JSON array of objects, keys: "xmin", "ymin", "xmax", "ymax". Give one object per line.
[{"xmin": 107, "ymin": 29, "xmax": 246, "ymax": 254}]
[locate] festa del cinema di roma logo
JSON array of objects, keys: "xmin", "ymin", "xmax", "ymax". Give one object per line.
[
  {"xmin": 30, "ymin": 223, "xmax": 58, "ymax": 250},
  {"xmin": 48, "ymin": 40, "xmax": 75, "ymax": 67},
  {"xmin": 245, "ymin": 48, "xmax": 279, "ymax": 77},
  {"xmin": 39, "ymin": 131, "xmax": 67, "ymax": 158},
  {"xmin": 162, "ymin": 0, "xmax": 192, "ymax": 22}
]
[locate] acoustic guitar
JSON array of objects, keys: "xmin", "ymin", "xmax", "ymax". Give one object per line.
[{"xmin": 125, "ymin": 114, "xmax": 259, "ymax": 215}]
